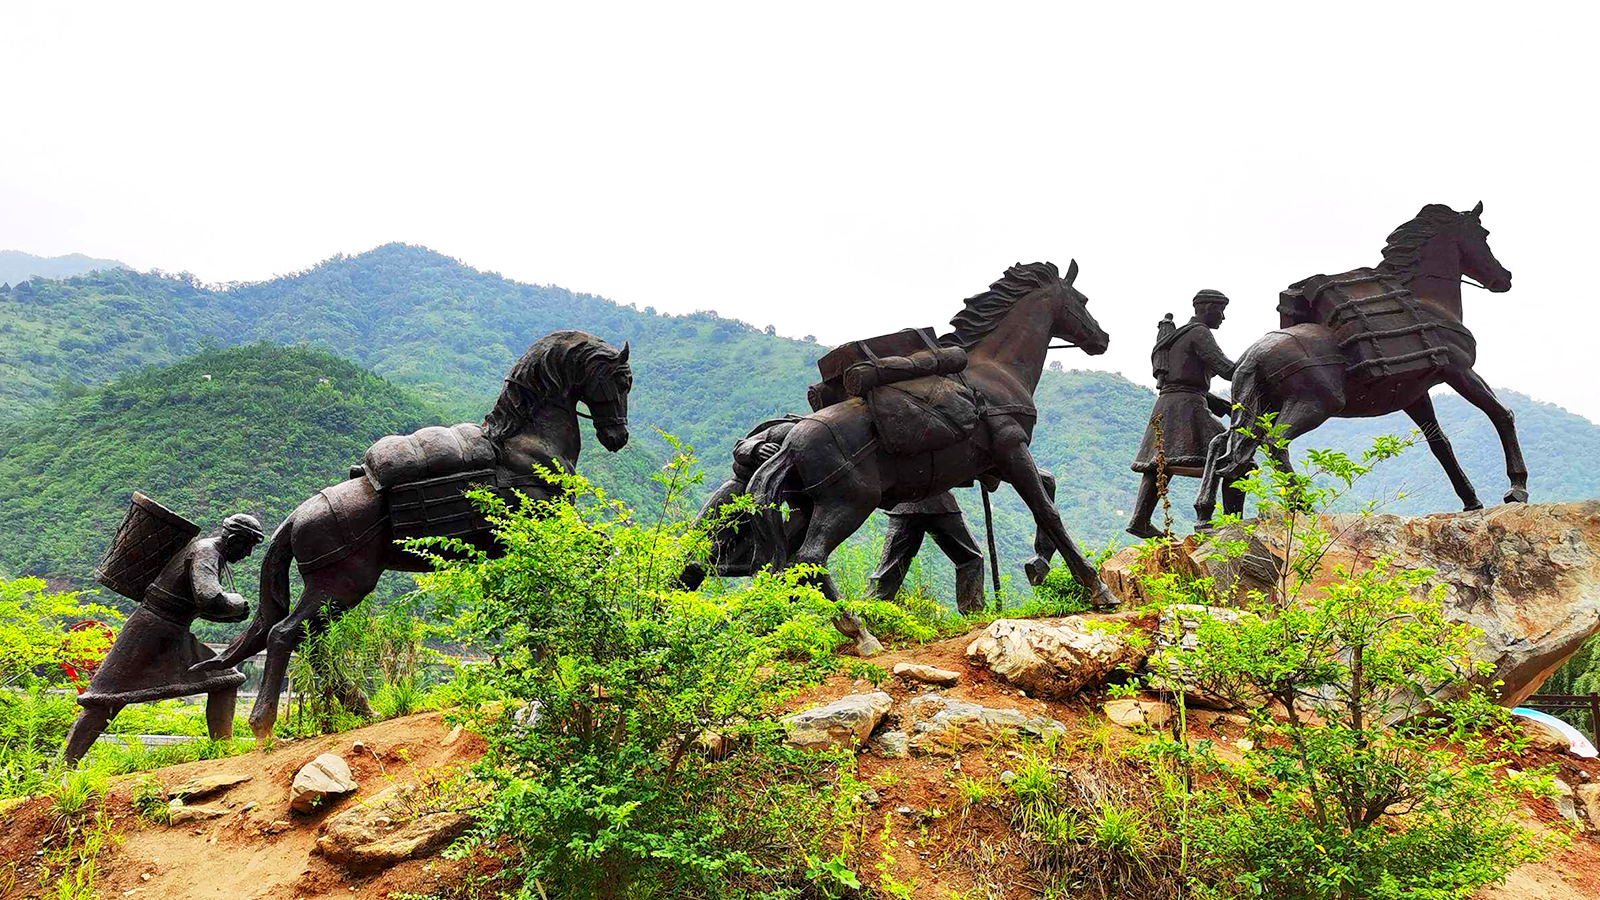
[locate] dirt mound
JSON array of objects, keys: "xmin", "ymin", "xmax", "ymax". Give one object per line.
[{"xmin": 3, "ymin": 711, "xmax": 483, "ymax": 900}]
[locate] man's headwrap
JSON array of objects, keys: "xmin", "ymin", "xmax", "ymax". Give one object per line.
[
  {"xmin": 222, "ymin": 513, "xmax": 265, "ymax": 543},
  {"xmin": 1192, "ymin": 289, "xmax": 1230, "ymax": 308}
]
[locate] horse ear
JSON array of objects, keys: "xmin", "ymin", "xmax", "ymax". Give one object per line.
[
  {"xmin": 1471, "ymin": 201, "xmax": 1484, "ymax": 217},
  {"xmin": 618, "ymin": 341, "xmax": 630, "ymax": 363},
  {"xmin": 1064, "ymin": 259, "xmax": 1079, "ymax": 286}
]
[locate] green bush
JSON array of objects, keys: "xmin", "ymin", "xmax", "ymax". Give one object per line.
[
  {"xmin": 414, "ymin": 453, "xmax": 860, "ymax": 899},
  {"xmin": 1142, "ymin": 420, "xmax": 1562, "ymax": 900}
]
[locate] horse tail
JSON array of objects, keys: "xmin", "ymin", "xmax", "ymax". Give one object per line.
[
  {"xmin": 747, "ymin": 445, "xmax": 798, "ymax": 571},
  {"xmin": 196, "ymin": 514, "xmax": 295, "ymax": 671}
]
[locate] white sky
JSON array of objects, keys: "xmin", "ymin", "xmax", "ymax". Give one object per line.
[{"xmin": 3, "ymin": 2, "xmax": 1597, "ymax": 422}]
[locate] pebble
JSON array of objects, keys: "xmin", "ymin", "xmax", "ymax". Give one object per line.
[
  {"xmin": 897, "ymin": 806, "xmax": 913, "ymax": 815},
  {"xmin": 999, "ymin": 770, "xmax": 1018, "ymax": 785}
]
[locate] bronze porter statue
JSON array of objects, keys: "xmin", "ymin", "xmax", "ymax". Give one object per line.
[
  {"xmin": 64, "ymin": 502, "xmax": 264, "ymax": 764},
  {"xmin": 1127, "ymin": 290, "xmax": 1236, "ymax": 538},
  {"xmin": 1196, "ymin": 203, "xmax": 1520, "ymax": 522},
  {"xmin": 196, "ymin": 331, "xmax": 634, "ymax": 740}
]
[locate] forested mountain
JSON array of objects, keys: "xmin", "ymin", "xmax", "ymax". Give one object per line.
[
  {"xmin": 2, "ymin": 244, "xmax": 1598, "ymax": 604},
  {"xmin": 0, "ymin": 345, "xmax": 440, "ymax": 596},
  {"xmin": 0, "ymin": 249, "xmax": 125, "ymax": 288}
]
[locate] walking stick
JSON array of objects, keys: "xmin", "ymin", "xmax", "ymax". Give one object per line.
[{"xmin": 981, "ymin": 485, "xmax": 1001, "ymax": 605}]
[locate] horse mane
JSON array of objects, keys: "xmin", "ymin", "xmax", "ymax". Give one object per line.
[
  {"xmin": 482, "ymin": 330, "xmax": 628, "ymax": 444},
  {"xmin": 941, "ymin": 261, "xmax": 1062, "ymax": 350},
  {"xmin": 1377, "ymin": 204, "xmax": 1467, "ymax": 276}
]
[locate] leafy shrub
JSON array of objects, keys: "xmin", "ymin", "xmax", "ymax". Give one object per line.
[
  {"xmin": 1144, "ymin": 421, "xmax": 1561, "ymax": 900},
  {"xmin": 413, "ymin": 453, "xmax": 856, "ymax": 899}
]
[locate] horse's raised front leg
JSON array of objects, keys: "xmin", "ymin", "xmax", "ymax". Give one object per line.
[
  {"xmin": 1445, "ymin": 368, "xmax": 1528, "ymax": 503},
  {"xmin": 990, "ymin": 428, "xmax": 1117, "ymax": 607},
  {"xmin": 1402, "ymin": 394, "xmax": 1482, "ymax": 510}
]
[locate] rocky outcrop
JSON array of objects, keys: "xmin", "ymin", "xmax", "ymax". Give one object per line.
[
  {"xmin": 904, "ymin": 695, "xmax": 1066, "ymax": 754},
  {"xmin": 315, "ymin": 785, "xmax": 472, "ymax": 871},
  {"xmin": 168, "ymin": 772, "xmax": 251, "ymax": 802},
  {"xmin": 784, "ymin": 692, "xmax": 893, "ymax": 750},
  {"xmin": 1098, "ymin": 502, "xmax": 1600, "ymax": 706},
  {"xmin": 1104, "ymin": 698, "xmax": 1173, "ymax": 729},
  {"xmin": 893, "ymin": 663, "xmax": 961, "ymax": 687},
  {"xmin": 290, "ymin": 753, "xmax": 359, "ymax": 813},
  {"xmin": 965, "ymin": 615, "xmax": 1148, "ymax": 699}
]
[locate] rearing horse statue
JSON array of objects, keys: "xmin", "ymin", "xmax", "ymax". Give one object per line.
[
  {"xmin": 1196, "ymin": 202, "xmax": 1518, "ymax": 522},
  {"xmin": 197, "ymin": 330, "xmax": 634, "ymax": 740},
  {"xmin": 749, "ymin": 261, "xmax": 1119, "ymax": 625}
]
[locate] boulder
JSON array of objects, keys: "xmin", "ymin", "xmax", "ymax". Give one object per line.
[
  {"xmin": 290, "ymin": 753, "xmax": 358, "ymax": 813},
  {"xmin": 904, "ymin": 695, "xmax": 1066, "ymax": 754},
  {"xmin": 1305, "ymin": 501, "xmax": 1600, "ymax": 706},
  {"xmin": 783, "ymin": 692, "xmax": 892, "ymax": 751},
  {"xmin": 1553, "ymin": 778, "xmax": 1580, "ymax": 827},
  {"xmin": 1104, "ymin": 502, "xmax": 1600, "ymax": 707},
  {"xmin": 965, "ymin": 615, "xmax": 1148, "ymax": 699},
  {"xmin": 1520, "ymin": 718, "xmax": 1572, "ymax": 753},
  {"xmin": 1576, "ymin": 783, "xmax": 1600, "ymax": 832},
  {"xmin": 1149, "ymin": 604, "xmax": 1262, "ymax": 709},
  {"xmin": 1104, "ymin": 698, "xmax": 1173, "ymax": 729},
  {"xmin": 892, "ymin": 663, "xmax": 960, "ymax": 687},
  {"xmin": 167, "ymin": 802, "xmax": 229, "ymax": 825},
  {"xmin": 315, "ymin": 786, "xmax": 472, "ymax": 871},
  {"xmin": 1099, "ymin": 530, "xmax": 1282, "ymax": 606},
  {"xmin": 168, "ymin": 772, "xmax": 251, "ymax": 802},
  {"xmin": 872, "ymin": 730, "xmax": 910, "ymax": 758}
]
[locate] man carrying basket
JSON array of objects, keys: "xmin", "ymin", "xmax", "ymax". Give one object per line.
[{"xmin": 63, "ymin": 502, "xmax": 265, "ymax": 764}]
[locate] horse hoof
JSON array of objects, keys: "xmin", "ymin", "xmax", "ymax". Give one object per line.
[
  {"xmin": 1463, "ymin": 500, "xmax": 1484, "ymax": 512},
  {"xmin": 249, "ymin": 718, "xmax": 275, "ymax": 746},
  {"xmin": 1024, "ymin": 556, "xmax": 1050, "ymax": 586},
  {"xmin": 1125, "ymin": 523, "xmax": 1162, "ymax": 541},
  {"xmin": 1091, "ymin": 583, "xmax": 1120, "ymax": 609},
  {"xmin": 1504, "ymin": 487, "xmax": 1529, "ymax": 504}
]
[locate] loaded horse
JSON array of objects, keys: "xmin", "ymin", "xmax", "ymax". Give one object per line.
[
  {"xmin": 749, "ymin": 260, "xmax": 1119, "ymax": 636},
  {"xmin": 196, "ymin": 331, "xmax": 634, "ymax": 741},
  {"xmin": 1195, "ymin": 202, "xmax": 1520, "ymax": 522}
]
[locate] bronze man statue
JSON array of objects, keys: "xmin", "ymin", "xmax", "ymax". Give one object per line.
[
  {"xmin": 866, "ymin": 492, "xmax": 985, "ymax": 614},
  {"xmin": 63, "ymin": 513, "xmax": 265, "ymax": 764},
  {"xmin": 1127, "ymin": 289, "xmax": 1236, "ymax": 539}
]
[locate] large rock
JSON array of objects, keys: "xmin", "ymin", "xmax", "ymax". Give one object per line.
[
  {"xmin": 315, "ymin": 785, "xmax": 472, "ymax": 871},
  {"xmin": 1099, "ymin": 529, "xmax": 1282, "ymax": 606},
  {"xmin": 168, "ymin": 772, "xmax": 251, "ymax": 802},
  {"xmin": 1308, "ymin": 502, "xmax": 1600, "ymax": 706},
  {"xmin": 965, "ymin": 615, "xmax": 1148, "ymax": 699},
  {"xmin": 783, "ymin": 692, "xmax": 893, "ymax": 751},
  {"xmin": 904, "ymin": 695, "xmax": 1066, "ymax": 754},
  {"xmin": 1576, "ymin": 783, "xmax": 1600, "ymax": 833},
  {"xmin": 1104, "ymin": 698, "xmax": 1173, "ymax": 729},
  {"xmin": 1103, "ymin": 502, "xmax": 1600, "ymax": 707},
  {"xmin": 1149, "ymin": 604, "xmax": 1262, "ymax": 709},
  {"xmin": 892, "ymin": 663, "xmax": 960, "ymax": 687},
  {"xmin": 290, "ymin": 753, "xmax": 359, "ymax": 813}
]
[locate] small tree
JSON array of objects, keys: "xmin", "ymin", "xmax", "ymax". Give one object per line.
[
  {"xmin": 412, "ymin": 451, "xmax": 855, "ymax": 899},
  {"xmin": 1143, "ymin": 418, "xmax": 1562, "ymax": 900}
]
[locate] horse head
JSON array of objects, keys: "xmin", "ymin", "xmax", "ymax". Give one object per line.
[
  {"xmin": 1457, "ymin": 202, "xmax": 1512, "ymax": 293},
  {"xmin": 581, "ymin": 340, "xmax": 633, "ymax": 452},
  {"xmin": 1053, "ymin": 259, "xmax": 1110, "ymax": 355}
]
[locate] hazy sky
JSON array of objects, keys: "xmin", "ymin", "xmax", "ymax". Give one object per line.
[{"xmin": 4, "ymin": 3, "xmax": 1597, "ymax": 422}]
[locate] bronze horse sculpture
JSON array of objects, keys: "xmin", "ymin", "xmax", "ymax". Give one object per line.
[
  {"xmin": 749, "ymin": 261, "xmax": 1120, "ymax": 614},
  {"xmin": 197, "ymin": 331, "xmax": 634, "ymax": 740},
  {"xmin": 1196, "ymin": 203, "xmax": 1518, "ymax": 522}
]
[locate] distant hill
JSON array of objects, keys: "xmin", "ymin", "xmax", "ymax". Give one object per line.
[
  {"xmin": 0, "ymin": 249, "xmax": 125, "ymax": 287},
  {"xmin": 1, "ymin": 244, "xmax": 1597, "ymax": 603},
  {"xmin": 0, "ymin": 344, "xmax": 441, "ymax": 613}
]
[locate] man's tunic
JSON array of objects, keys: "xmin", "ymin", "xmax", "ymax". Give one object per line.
[
  {"xmin": 77, "ymin": 536, "xmax": 247, "ymax": 708},
  {"xmin": 1131, "ymin": 319, "xmax": 1237, "ymax": 473}
]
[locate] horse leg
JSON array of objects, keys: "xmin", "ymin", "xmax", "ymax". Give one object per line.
[
  {"xmin": 1024, "ymin": 469, "xmax": 1057, "ymax": 585},
  {"xmin": 795, "ymin": 497, "xmax": 882, "ymax": 656},
  {"xmin": 991, "ymin": 435, "xmax": 1116, "ymax": 606},
  {"xmin": 1402, "ymin": 394, "xmax": 1482, "ymax": 510},
  {"xmin": 306, "ymin": 609, "xmax": 374, "ymax": 717},
  {"xmin": 1444, "ymin": 368, "xmax": 1529, "ymax": 503},
  {"xmin": 1197, "ymin": 428, "xmax": 1245, "ymax": 524}
]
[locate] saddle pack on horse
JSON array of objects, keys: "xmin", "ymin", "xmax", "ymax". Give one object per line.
[
  {"xmin": 1277, "ymin": 267, "xmax": 1476, "ymax": 382},
  {"xmin": 811, "ymin": 328, "xmax": 978, "ymax": 456},
  {"xmin": 354, "ymin": 423, "xmax": 530, "ymax": 543}
]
